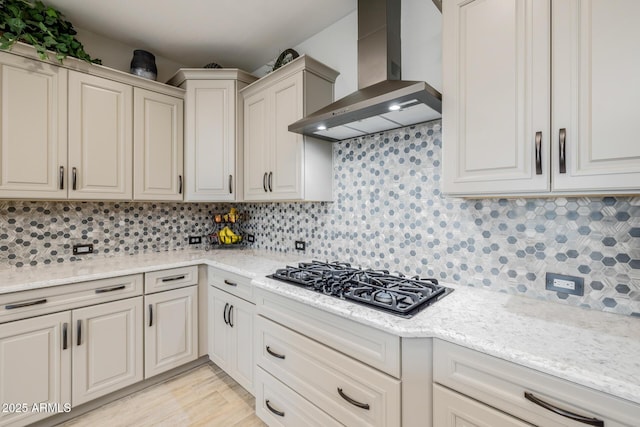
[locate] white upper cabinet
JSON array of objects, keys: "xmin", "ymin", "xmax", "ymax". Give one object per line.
[
  {"xmin": 133, "ymin": 88, "xmax": 184, "ymax": 201},
  {"xmin": 0, "ymin": 44, "xmax": 186, "ymax": 202},
  {"xmin": 241, "ymin": 56, "xmax": 338, "ymax": 202},
  {"xmin": 443, "ymin": 0, "xmax": 640, "ymax": 196},
  {"xmin": 68, "ymin": 71, "xmax": 133, "ymax": 200},
  {"xmin": 442, "ymin": 0, "xmax": 550, "ymax": 195},
  {"xmin": 0, "ymin": 52, "xmax": 68, "ymax": 199},
  {"xmin": 551, "ymin": 0, "xmax": 640, "ymax": 192},
  {"xmin": 167, "ymin": 69, "xmax": 257, "ymax": 202}
]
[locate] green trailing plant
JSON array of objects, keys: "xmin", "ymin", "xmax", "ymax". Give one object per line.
[{"xmin": 0, "ymin": 0, "xmax": 101, "ymax": 64}]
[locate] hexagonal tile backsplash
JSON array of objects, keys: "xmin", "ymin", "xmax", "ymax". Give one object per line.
[{"xmin": 1, "ymin": 121, "xmax": 638, "ymax": 316}]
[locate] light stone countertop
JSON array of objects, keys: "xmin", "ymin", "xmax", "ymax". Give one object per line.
[{"xmin": 1, "ymin": 249, "xmax": 638, "ymax": 406}]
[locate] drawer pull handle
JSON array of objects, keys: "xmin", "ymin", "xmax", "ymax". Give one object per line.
[
  {"xmin": 95, "ymin": 285, "xmax": 126, "ymax": 294},
  {"xmin": 337, "ymin": 387, "xmax": 370, "ymax": 410},
  {"xmin": 524, "ymin": 392, "xmax": 603, "ymax": 426},
  {"xmin": 161, "ymin": 275, "xmax": 186, "ymax": 282},
  {"xmin": 223, "ymin": 303, "xmax": 229, "ymax": 325},
  {"xmin": 178, "ymin": 175, "xmax": 183, "ymax": 194},
  {"xmin": 5, "ymin": 298, "xmax": 47, "ymax": 310},
  {"xmin": 535, "ymin": 131, "xmax": 542, "ymax": 175},
  {"xmin": 268, "ymin": 171, "xmax": 273, "ymax": 192},
  {"xmin": 228, "ymin": 305, "xmax": 234, "ymax": 328},
  {"xmin": 59, "ymin": 166, "xmax": 64, "ymax": 190},
  {"xmin": 266, "ymin": 346, "xmax": 285, "ymax": 360},
  {"xmin": 149, "ymin": 304, "xmax": 153, "ymax": 327},
  {"xmin": 263, "ymin": 172, "xmax": 267, "ymax": 192},
  {"xmin": 229, "ymin": 174, "xmax": 233, "ymax": 194},
  {"xmin": 265, "ymin": 400, "xmax": 285, "ymax": 417},
  {"xmin": 559, "ymin": 128, "xmax": 567, "ymax": 174},
  {"xmin": 62, "ymin": 322, "xmax": 69, "ymax": 350},
  {"xmin": 223, "ymin": 279, "xmax": 237, "ymax": 287},
  {"xmin": 76, "ymin": 319, "xmax": 82, "ymax": 346}
]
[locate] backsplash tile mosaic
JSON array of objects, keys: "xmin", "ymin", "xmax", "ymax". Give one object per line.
[
  {"xmin": 0, "ymin": 121, "xmax": 638, "ymax": 315},
  {"xmin": 0, "ymin": 201, "xmax": 230, "ymax": 267}
]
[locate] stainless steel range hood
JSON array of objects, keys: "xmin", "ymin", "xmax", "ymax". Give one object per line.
[{"xmin": 289, "ymin": 0, "xmax": 442, "ymax": 142}]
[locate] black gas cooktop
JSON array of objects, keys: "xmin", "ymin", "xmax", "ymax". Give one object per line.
[{"xmin": 269, "ymin": 260, "xmax": 452, "ymax": 318}]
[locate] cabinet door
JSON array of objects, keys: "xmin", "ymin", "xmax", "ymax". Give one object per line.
[
  {"xmin": 207, "ymin": 286, "xmax": 231, "ymax": 370},
  {"xmin": 0, "ymin": 311, "xmax": 71, "ymax": 427},
  {"xmin": 228, "ymin": 295, "xmax": 254, "ymax": 394},
  {"xmin": 184, "ymin": 80, "xmax": 237, "ymax": 201},
  {"xmin": 433, "ymin": 384, "xmax": 533, "ymax": 427},
  {"xmin": 208, "ymin": 286, "xmax": 254, "ymax": 393},
  {"xmin": 243, "ymin": 90, "xmax": 271, "ymax": 200},
  {"xmin": 68, "ymin": 71, "xmax": 133, "ymax": 200},
  {"xmin": 552, "ymin": 0, "xmax": 640, "ymax": 192},
  {"xmin": 72, "ymin": 297, "xmax": 142, "ymax": 406},
  {"xmin": 144, "ymin": 286, "xmax": 198, "ymax": 378},
  {"xmin": 133, "ymin": 88, "xmax": 184, "ymax": 201},
  {"xmin": 270, "ymin": 73, "xmax": 304, "ymax": 199},
  {"xmin": 442, "ymin": 0, "xmax": 550, "ymax": 195},
  {"xmin": 0, "ymin": 53, "xmax": 68, "ymax": 199}
]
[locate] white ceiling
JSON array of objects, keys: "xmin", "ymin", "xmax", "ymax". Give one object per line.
[{"xmin": 46, "ymin": 0, "xmax": 357, "ymax": 71}]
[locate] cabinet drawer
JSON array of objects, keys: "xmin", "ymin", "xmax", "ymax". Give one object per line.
[
  {"xmin": 256, "ymin": 288, "xmax": 400, "ymax": 377},
  {"xmin": 0, "ymin": 275, "xmax": 143, "ymax": 324},
  {"xmin": 433, "ymin": 340, "xmax": 640, "ymax": 427},
  {"xmin": 208, "ymin": 266, "xmax": 253, "ymax": 302},
  {"xmin": 256, "ymin": 316, "xmax": 400, "ymax": 427},
  {"xmin": 255, "ymin": 367, "xmax": 342, "ymax": 427},
  {"xmin": 433, "ymin": 384, "xmax": 533, "ymax": 427},
  {"xmin": 145, "ymin": 266, "xmax": 198, "ymax": 293}
]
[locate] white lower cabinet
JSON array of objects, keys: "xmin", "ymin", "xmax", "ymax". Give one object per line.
[
  {"xmin": 433, "ymin": 339, "xmax": 640, "ymax": 427},
  {"xmin": 144, "ymin": 286, "xmax": 198, "ymax": 378},
  {"xmin": 0, "ymin": 311, "xmax": 71, "ymax": 427},
  {"xmin": 208, "ymin": 286, "xmax": 254, "ymax": 393},
  {"xmin": 256, "ymin": 315, "xmax": 400, "ymax": 427},
  {"xmin": 433, "ymin": 384, "xmax": 533, "ymax": 427},
  {"xmin": 72, "ymin": 297, "xmax": 143, "ymax": 406}
]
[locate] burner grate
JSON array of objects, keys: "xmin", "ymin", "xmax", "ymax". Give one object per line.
[{"xmin": 268, "ymin": 260, "xmax": 452, "ymax": 318}]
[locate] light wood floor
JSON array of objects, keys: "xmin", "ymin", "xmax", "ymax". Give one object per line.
[{"xmin": 59, "ymin": 363, "xmax": 266, "ymax": 427}]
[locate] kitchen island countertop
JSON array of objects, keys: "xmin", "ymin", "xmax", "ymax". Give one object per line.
[{"xmin": 1, "ymin": 249, "xmax": 638, "ymax": 406}]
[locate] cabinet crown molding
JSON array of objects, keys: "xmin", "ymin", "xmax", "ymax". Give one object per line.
[
  {"xmin": 4, "ymin": 41, "xmax": 185, "ymax": 98},
  {"xmin": 240, "ymin": 54, "xmax": 339, "ymax": 97},
  {"xmin": 167, "ymin": 69, "xmax": 258, "ymax": 87}
]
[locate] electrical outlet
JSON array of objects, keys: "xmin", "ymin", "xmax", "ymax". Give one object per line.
[
  {"xmin": 188, "ymin": 236, "xmax": 202, "ymax": 245},
  {"xmin": 295, "ymin": 240, "xmax": 306, "ymax": 251},
  {"xmin": 545, "ymin": 273, "xmax": 584, "ymax": 296},
  {"xmin": 73, "ymin": 243, "xmax": 94, "ymax": 255},
  {"xmin": 247, "ymin": 234, "xmax": 255, "ymax": 243}
]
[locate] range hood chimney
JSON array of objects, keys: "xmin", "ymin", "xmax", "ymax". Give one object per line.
[{"xmin": 289, "ymin": 0, "xmax": 442, "ymax": 142}]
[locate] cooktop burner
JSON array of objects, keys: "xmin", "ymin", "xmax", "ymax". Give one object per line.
[{"xmin": 269, "ymin": 261, "xmax": 453, "ymax": 318}]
